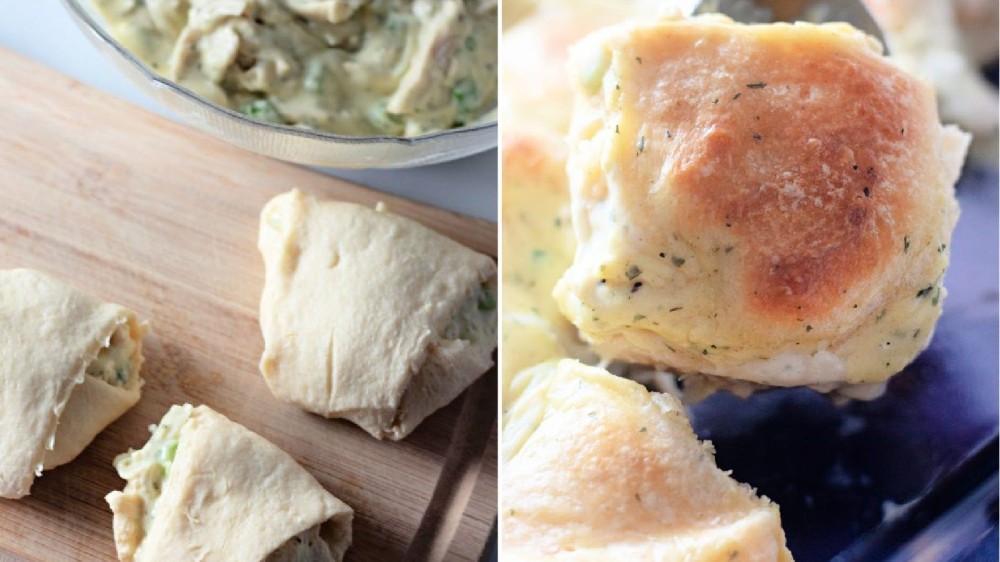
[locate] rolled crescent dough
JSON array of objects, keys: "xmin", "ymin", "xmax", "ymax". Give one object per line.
[
  {"xmin": 107, "ymin": 404, "xmax": 353, "ymax": 562},
  {"xmin": 0, "ymin": 268, "xmax": 146, "ymax": 499},
  {"xmin": 258, "ymin": 189, "xmax": 497, "ymax": 440},
  {"xmin": 502, "ymin": 359, "xmax": 793, "ymax": 561}
]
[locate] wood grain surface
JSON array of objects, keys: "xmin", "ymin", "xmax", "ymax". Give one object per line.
[{"xmin": 0, "ymin": 47, "xmax": 497, "ymax": 562}]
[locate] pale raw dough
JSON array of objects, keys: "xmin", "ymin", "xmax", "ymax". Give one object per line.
[
  {"xmin": 107, "ymin": 404, "xmax": 353, "ymax": 562},
  {"xmin": 258, "ymin": 189, "xmax": 497, "ymax": 440},
  {"xmin": 0, "ymin": 268, "xmax": 146, "ymax": 499},
  {"xmin": 502, "ymin": 359, "xmax": 793, "ymax": 561}
]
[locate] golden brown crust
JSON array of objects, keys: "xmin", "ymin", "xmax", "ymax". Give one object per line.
[
  {"xmin": 502, "ymin": 360, "xmax": 793, "ymax": 560},
  {"xmin": 861, "ymin": 0, "xmax": 998, "ymax": 163},
  {"xmin": 556, "ymin": 17, "xmax": 967, "ymax": 386},
  {"xmin": 613, "ymin": 22, "xmax": 932, "ymax": 321}
]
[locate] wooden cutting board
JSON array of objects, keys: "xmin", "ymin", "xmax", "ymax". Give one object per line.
[{"xmin": 0, "ymin": 47, "xmax": 497, "ymax": 562}]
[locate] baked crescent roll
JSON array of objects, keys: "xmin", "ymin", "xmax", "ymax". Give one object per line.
[
  {"xmin": 502, "ymin": 359, "xmax": 792, "ymax": 560},
  {"xmin": 259, "ymin": 189, "xmax": 497, "ymax": 440},
  {"xmin": 502, "ymin": 0, "xmax": 538, "ymax": 29},
  {"xmin": 107, "ymin": 404, "xmax": 353, "ymax": 562},
  {"xmin": 554, "ymin": 16, "xmax": 969, "ymax": 392},
  {"xmin": 0, "ymin": 268, "xmax": 147, "ymax": 498},
  {"xmin": 501, "ymin": 1, "xmax": 648, "ymax": 399},
  {"xmin": 502, "ymin": 0, "xmax": 693, "ymax": 136},
  {"xmin": 501, "ymin": 130, "xmax": 593, "ymax": 406}
]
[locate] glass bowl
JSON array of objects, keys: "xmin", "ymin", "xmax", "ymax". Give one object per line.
[{"xmin": 60, "ymin": 0, "xmax": 498, "ymax": 169}]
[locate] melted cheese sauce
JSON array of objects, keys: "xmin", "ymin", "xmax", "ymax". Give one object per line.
[{"xmin": 96, "ymin": 0, "xmax": 497, "ymax": 136}]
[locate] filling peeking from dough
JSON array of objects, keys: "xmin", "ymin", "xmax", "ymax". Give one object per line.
[
  {"xmin": 86, "ymin": 323, "xmax": 139, "ymax": 387},
  {"xmin": 442, "ymin": 281, "xmax": 498, "ymax": 345},
  {"xmin": 112, "ymin": 405, "xmax": 335, "ymax": 562},
  {"xmin": 112, "ymin": 405, "xmax": 192, "ymax": 561},
  {"xmin": 265, "ymin": 525, "xmax": 334, "ymax": 562}
]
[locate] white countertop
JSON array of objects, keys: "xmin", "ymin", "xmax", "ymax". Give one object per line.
[{"xmin": 0, "ymin": 1, "xmax": 498, "ymax": 222}]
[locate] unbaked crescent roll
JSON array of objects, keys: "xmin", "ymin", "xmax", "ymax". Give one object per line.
[
  {"xmin": 258, "ymin": 189, "xmax": 497, "ymax": 440},
  {"xmin": 107, "ymin": 404, "xmax": 353, "ymax": 562},
  {"xmin": 0, "ymin": 268, "xmax": 146, "ymax": 499},
  {"xmin": 502, "ymin": 359, "xmax": 793, "ymax": 560}
]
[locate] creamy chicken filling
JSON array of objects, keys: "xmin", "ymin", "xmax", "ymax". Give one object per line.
[
  {"xmin": 114, "ymin": 404, "xmax": 192, "ymax": 559},
  {"xmin": 442, "ymin": 282, "xmax": 497, "ymax": 345},
  {"xmin": 264, "ymin": 525, "xmax": 335, "ymax": 562},
  {"xmin": 86, "ymin": 324, "xmax": 137, "ymax": 387},
  {"xmin": 96, "ymin": 0, "xmax": 497, "ymax": 136}
]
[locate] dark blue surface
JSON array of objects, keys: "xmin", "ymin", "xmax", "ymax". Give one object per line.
[
  {"xmin": 687, "ymin": 163, "xmax": 999, "ymax": 561},
  {"xmin": 962, "ymin": 527, "xmax": 998, "ymax": 561}
]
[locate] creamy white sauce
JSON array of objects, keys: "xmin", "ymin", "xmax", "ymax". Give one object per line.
[
  {"xmin": 96, "ymin": 0, "xmax": 497, "ymax": 136},
  {"xmin": 726, "ymin": 350, "xmax": 847, "ymax": 386},
  {"xmin": 86, "ymin": 323, "xmax": 136, "ymax": 387},
  {"xmin": 265, "ymin": 525, "xmax": 334, "ymax": 562},
  {"xmin": 113, "ymin": 404, "xmax": 192, "ymax": 560}
]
